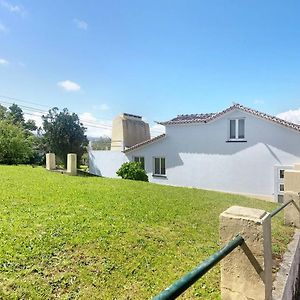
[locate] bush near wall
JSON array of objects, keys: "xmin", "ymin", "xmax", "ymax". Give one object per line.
[{"xmin": 116, "ymin": 162, "xmax": 148, "ymax": 182}]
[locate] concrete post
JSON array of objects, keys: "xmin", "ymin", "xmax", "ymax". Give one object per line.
[
  {"xmin": 220, "ymin": 206, "xmax": 272, "ymax": 300},
  {"xmin": 293, "ymin": 163, "xmax": 300, "ymax": 171},
  {"xmin": 284, "ymin": 192, "xmax": 300, "ymax": 228},
  {"xmin": 46, "ymin": 153, "xmax": 56, "ymax": 170},
  {"xmin": 284, "ymin": 170, "xmax": 300, "ymax": 192},
  {"xmin": 67, "ymin": 153, "xmax": 77, "ymax": 175}
]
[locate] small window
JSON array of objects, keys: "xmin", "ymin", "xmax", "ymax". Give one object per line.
[
  {"xmin": 279, "ymin": 169, "xmax": 285, "ymax": 179},
  {"xmin": 153, "ymin": 157, "xmax": 166, "ymax": 176},
  {"xmin": 278, "ymin": 194, "xmax": 284, "ymax": 203},
  {"xmin": 279, "ymin": 184, "xmax": 284, "ymax": 192},
  {"xmin": 229, "ymin": 118, "xmax": 245, "ymax": 140},
  {"xmin": 133, "ymin": 156, "xmax": 145, "ymax": 169}
]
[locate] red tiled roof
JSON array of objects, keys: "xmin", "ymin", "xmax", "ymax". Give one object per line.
[
  {"xmin": 158, "ymin": 103, "xmax": 300, "ymax": 132},
  {"xmin": 123, "ymin": 133, "xmax": 166, "ymax": 153},
  {"xmin": 165, "ymin": 112, "xmax": 217, "ymax": 123}
]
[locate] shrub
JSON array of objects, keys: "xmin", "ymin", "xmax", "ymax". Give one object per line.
[{"xmin": 116, "ymin": 162, "xmax": 148, "ymax": 182}]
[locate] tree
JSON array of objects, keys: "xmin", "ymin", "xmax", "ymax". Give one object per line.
[
  {"xmin": 0, "ymin": 104, "xmax": 7, "ymax": 119},
  {"xmin": 0, "ymin": 104, "xmax": 41, "ymax": 164},
  {"xmin": 6, "ymin": 103, "xmax": 25, "ymax": 125},
  {"xmin": 42, "ymin": 107, "xmax": 88, "ymax": 167},
  {"xmin": 0, "ymin": 120, "xmax": 34, "ymax": 164},
  {"xmin": 0, "ymin": 103, "xmax": 37, "ymax": 131},
  {"xmin": 91, "ymin": 136, "xmax": 111, "ymax": 150}
]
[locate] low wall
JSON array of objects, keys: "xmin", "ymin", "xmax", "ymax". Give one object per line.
[
  {"xmin": 88, "ymin": 150, "xmax": 128, "ymax": 177},
  {"xmin": 273, "ymin": 230, "xmax": 300, "ymax": 300}
]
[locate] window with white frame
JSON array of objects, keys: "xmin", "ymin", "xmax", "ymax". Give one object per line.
[
  {"xmin": 229, "ymin": 118, "xmax": 245, "ymax": 140},
  {"xmin": 279, "ymin": 169, "xmax": 285, "ymax": 179},
  {"xmin": 133, "ymin": 156, "xmax": 145, "ymax": 169},
  {"xmin": 153, "ymin": 157, "xmax": 166, "ymax": 176},
  {"xmin": 279, "ymin": 183, "xmax": 284, "ymax": 192}
]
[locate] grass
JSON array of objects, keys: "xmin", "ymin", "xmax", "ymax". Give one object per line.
[{"xmin": 0, "ymin": 165, "xmax": 294, "ymax": 299}]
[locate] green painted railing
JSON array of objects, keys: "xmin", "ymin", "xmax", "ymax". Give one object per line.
[
  {"xmin": 153, "ymin": 200, "xmax": 299, "ymax": 299},
  {"xmin": 152, "ymin": 235, "xmax": 244, "ymax": 300},
  {"xmin": 269, "ymin": 199, "xmax": 293, "ymax": 218}
]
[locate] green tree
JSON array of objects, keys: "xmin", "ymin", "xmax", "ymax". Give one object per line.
[
  {"xmin": 91, "ymin": 136, "xmax": 111, "ymax": 150},
  {"xmin": 42, "ymin": 107, "xmax": 88, "ymax": 167},
  {"xmin": 7, "ymin": 103, "xmax": 25, "ymax": 125},
  {"xmin": 0, "ymin": 103, "xmax": 37, "ymax": 131},
  {"xmin": 24, "ymin": 119, "xmax": 38, "ymax": 131},
  {"xmin": 0, "ymin": 104, "xmax": 41, "ymax": 164},
  {"xmin": 0, "ymin": 104, "xmax": 7, "ymax": 119},
  {"xmin": 0, "ymin": 120, "xmax": 34, "ymax": 164}
]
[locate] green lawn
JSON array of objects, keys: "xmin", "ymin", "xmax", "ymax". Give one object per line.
[{"xmin": 0, "ymin": 165, "xmax": 294, "ymax": 299}]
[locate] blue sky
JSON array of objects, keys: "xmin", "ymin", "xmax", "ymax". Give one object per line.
[{"xmin": 1, "ymin": 0, "xmax": 300, "ymax": 136}]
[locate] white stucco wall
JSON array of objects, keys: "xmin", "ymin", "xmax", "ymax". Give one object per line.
[
  {"xmin": 124, "ymin": 109, "xmax": 300, "ymax": 197},
  {"xmin": 89, "ymin": 150, "xmax": 128, "ymax": 177}
]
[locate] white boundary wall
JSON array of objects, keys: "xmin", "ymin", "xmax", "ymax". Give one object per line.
[{"xmin": 89, "ymin": 150, "xmax": 128, "ymax": 177}]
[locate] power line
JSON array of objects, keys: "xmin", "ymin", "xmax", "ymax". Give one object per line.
[
  {"xmin": 0, "ymin": 100, "xmax": 47, "ymax": 114},
  {"xmin": 0, "ymin": 97, "xmax": 113, "ymax": 129},
  {"xmin": 0, "ymin": 94, "xmax": 165, "ymax": 133},
  {"xmin": 0, "ymin": 94, "xmax": 50, "ymax": 108}
]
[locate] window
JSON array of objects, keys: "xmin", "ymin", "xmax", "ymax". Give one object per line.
[
  {"xmin": 153, "ymin": 157, "xmax": 166, "ymax": 176},
  {"xmin": 277, "ymin": 194, "xmax": 284, "ymax": 203},
  {"xmin": 279, "ymin": 169, "xmax": 285, "ymax": 179},
  {"xmin": 279, "ymin": 184, "xmax": 284, "ymax": 192},
  {"xmin": 229, "ymin": 118, "xmax": 245, "ymax": 140},
  {"xmin": 133, "ymin": 156, "xmax": 145, "ymax": 169}
]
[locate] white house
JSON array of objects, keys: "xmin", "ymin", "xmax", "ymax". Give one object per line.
[{"xmin": 89, "ymin": 103, "xmax": 300, "ymax": 201}]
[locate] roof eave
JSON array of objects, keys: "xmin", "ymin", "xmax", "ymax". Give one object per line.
[{"xmin": 123, "ymin": 133, "xmax": 166, "ymax": 153}]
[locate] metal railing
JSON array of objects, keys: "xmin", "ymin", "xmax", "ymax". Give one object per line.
[
  {"xmin": 270, "ymin": 199, "xmax": 293, "ymax": 218},
  {"xmin": 270, "ymin": 199, "xmax": 300, "ymax": 218},
  {"xmin": 153, "ymin": 235, "xmax": 244, "ymax": 300},
  {"xmin": 153, "ymin": 199, "xmax": 300, "ymax": 300}
]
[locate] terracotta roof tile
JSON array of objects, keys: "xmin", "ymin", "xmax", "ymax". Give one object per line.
[
  {"xmin": 123, "ymin": 133, "xmax": 166, "ymax": 153},
  {"xmin": 158, "ymin": 103, "xmax": 300, "ymax": 132},
  {"xmin": 168, "ymin": 113, "xmax": 216, "ymax": 123}
]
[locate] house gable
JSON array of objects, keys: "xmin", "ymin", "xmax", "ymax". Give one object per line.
[{"xmin": 158, "ymin": 103, "xmax": 300, "ymax": 134}]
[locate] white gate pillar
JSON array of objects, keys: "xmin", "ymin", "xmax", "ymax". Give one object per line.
[
  {"xmin": 67, "ymin": 153, "xmax": 77, "ymax": 175},
  {"xmin": 46, "ymin": 153, "xmax": 56, "ymax": 170}
]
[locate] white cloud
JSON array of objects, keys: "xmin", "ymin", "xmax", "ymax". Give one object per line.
[
  {"xmin": 0, "ymin": 58, "xmax": 8, "ymax": 65},
  {"xmin": 73, "ymin": 18, "xmax": 88, "ymax": 30},
  {"xmin": 57, "ymin": 80, "xmax": 81, "ymax": 92},
  {"xmin": 150, "ymin": 123, "xmax": 165, "ymax": 138},
  {"xmin": 24, "ymin": 112, "xmax": 43, "ymax": 128},
  {"xmin": 0, "ymin": 0, "xmax": 26, "ymax": 16},
  {"xmin": 79, "ymin": 112, "xmax": 112, "ymax": 137},
  {"xmin": 277, "ymin": 108, "xmax": 300, "ymax": 125},
  {"xmin": 80, "ymin": 112, "xmax": 97, "ymax": 122},
  {"xmin": 0, "ymin": 22, "xmax": 8, "ymax": 33}
]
